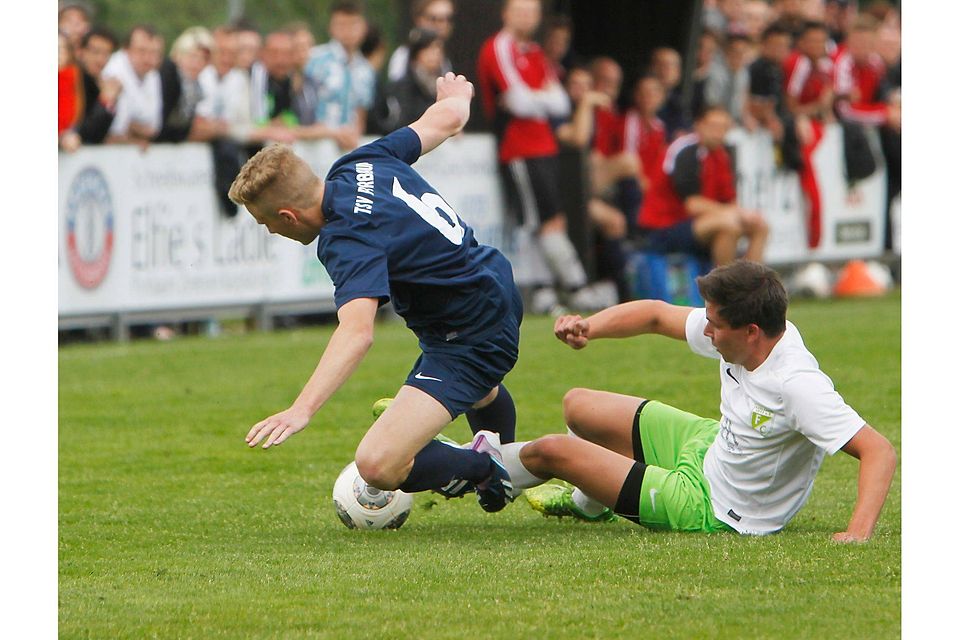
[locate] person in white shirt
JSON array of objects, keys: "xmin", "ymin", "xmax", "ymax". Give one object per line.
[
  {"xmin": 102, "ymin": 25, "xmax": 164, "ymax": 146},
  {"xmin": 505, "ymin": 260, "xmax": 896, "ymax": 542}
]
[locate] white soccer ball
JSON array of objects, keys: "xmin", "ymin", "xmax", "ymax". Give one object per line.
[
  {"xmin": 791, "ymin": 262, "xmax": 832, "ymax": 299},
  {"xmin": 864, "ymin": 260, "xmax": 894, "ymax": 291},
  {"xmin": 332, "ymin": 461, "xmax": 413, "ymax": 530}
]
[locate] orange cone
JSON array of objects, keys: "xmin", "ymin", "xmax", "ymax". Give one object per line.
[{"xmin": 833, "ymin": 260, "xmax": 885, "ymax": 297}]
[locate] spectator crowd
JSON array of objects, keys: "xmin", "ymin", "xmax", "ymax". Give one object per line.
[{"xmin": 59, "ymin": 0, "xmax": 902, "ymax": 315}]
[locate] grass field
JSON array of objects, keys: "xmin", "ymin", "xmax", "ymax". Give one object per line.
[{"xmin": 59, "ymin": 295, "xmax": 901, "ymax": 639}]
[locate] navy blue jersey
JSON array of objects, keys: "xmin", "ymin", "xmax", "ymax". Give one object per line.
[{"xmin": 318, "ymin": 127, "xmax": 517, "ymax": 345}]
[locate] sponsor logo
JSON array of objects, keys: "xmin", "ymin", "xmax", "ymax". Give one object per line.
[
  {"xmin": 65, "ymin": 167, "xmax": 114, "ymax": 289},
  {"xmin": 649, "ymin": 488, "xmax": 658, "ymax": 512}
]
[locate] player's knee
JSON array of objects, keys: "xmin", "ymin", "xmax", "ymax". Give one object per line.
[
  {"xmin": 354, "ymin": 448, "xmax": 404, "ymax": 490},
  {"xmin": 524, "ymin": 435, "xmax": 574, "ymax": 472},
  {"xmin": 562, "ymin": 387, "xmax": 592, "ymax": 427}
]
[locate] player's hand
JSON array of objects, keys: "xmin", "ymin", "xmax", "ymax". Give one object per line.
[
  {"xmin": 246, "ymin": 406, "xmax": 312, "ymax": 449},
  {"xmin": 832, "ymin": 531, "xmax": 870, "ymax": 543},
  {"xmin": 436, "ymin": 72, "xmax": 474, "ymax": 103},
  {"xmin": 554, "ymin": 314, "xmax": 590, "ymax": 350}
]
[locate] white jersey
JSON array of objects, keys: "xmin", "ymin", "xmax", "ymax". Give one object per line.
[
  {"xmin": 685, "ymin": 308, "xmax": 865, "ymax": 535},
  {"xmin": 102, "ymin": 51, "xmax": 162, "ymax": 137}
]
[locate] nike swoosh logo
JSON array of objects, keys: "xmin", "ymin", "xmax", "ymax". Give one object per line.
[
  {"xmin": 649, "ymin": 488, "xmax": 658, "ymax": 512},
  {"xmin": 726, "ymin": 368, "xmax": 739, "ymax": 384},
  {"xmin": 414, "ymin": 372, "xmax": 443, "ymax": 382}
]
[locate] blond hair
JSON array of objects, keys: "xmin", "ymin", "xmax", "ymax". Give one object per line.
[
  {"xmin": 228, "ymin": 144, "xmax": 320, "ymax": 211},
  {"xmin": 170, "ymin": 26, "xmax": 214, "ymax": 59}
]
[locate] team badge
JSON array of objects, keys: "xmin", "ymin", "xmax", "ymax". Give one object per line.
[
  {"xmin": 65, "ymin": 167, "xmax": 114, "ymax": 289},
  {"xmin": 751, "ymin": 405, "xmax": 774, "ymax": 436}
]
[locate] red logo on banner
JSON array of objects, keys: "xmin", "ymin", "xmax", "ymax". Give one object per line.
[{"xmin": 65, "ymin": 167, "xmax": 114, "ymax": 289}]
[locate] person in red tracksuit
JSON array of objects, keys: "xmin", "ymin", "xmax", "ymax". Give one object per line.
[
  {"xmin": 637, "ymin": 106, "xmax": 768, "ymax": 266},
  {"xmin": 477, "ymin": 0, "xmax": 603, "ymax": 314},
  {"xmin": 783, "ymin": 21, "xmax": 835, "ymax": 249}
]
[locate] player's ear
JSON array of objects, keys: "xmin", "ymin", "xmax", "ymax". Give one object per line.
[{"xmin": 277, "ymin": 208, "xmax": 297, "ymax": 223}]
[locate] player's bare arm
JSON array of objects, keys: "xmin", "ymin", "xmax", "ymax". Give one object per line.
[
  {"xmin": 245, "ymin": 297, "xmax": 379, "ymax": 449},
  {"xmin": 554, "ymin": 300, "xmax": 694, "ymax": 349},
  {"xmin": 409, "ymin": 72, "xmax": 474, "ymax": 156},
  {"xmin": 834, "ymin": 424, "xmax": 898, "ymax": 543}
]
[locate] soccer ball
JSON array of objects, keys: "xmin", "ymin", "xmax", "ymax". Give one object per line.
[
  {"xmin": 791, "ymin": 262, "xmax": 832, "ymax": 299},
  {"xmin": 332, "ymin": 461, "xmax": 413, "ymax": 530}
]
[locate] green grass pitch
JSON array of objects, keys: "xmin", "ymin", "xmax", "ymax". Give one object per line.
[{"xmin": 59, "ymin": 295, "xmax": 900, "ymax": 639}]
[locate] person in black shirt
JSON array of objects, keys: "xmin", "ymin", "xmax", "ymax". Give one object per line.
[
  {"xmin": 74, "ymin": 26, "xmax": 120, "ymax": 144},
  {"xmin": 748, "ymin": 24, "xmax": 801, "ymax": 170}
]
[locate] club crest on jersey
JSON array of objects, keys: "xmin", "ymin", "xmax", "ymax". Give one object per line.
[
  {"xmin": 751, "ymin": 405, "xmax": 774, "ymax": 436},
  {"xmin": 65, "ymin": 166, "xmax": 115, "ymax": 290}
]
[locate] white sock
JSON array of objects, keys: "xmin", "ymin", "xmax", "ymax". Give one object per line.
[
  {"xmin": 500, "ymin": 442, "xmax": 547, "ymax": 490},
  {"xmin": 538, "ymin": 231, "xmax": 588, "ymax": 290},
  {"xmin": 565, "ymin": 427, "xmax": 608, "ymax": 516}
]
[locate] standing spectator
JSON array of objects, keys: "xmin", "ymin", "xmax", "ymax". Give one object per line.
[
  {"xmin": 748, "ymin": 24, "xmax": 792, "ymax": 143},
  {"xmin": 387, "ymin": 0, "xmax": 455, "ymax": 82},
  {"xmin": 773, "ymin": 0, "xmax": 811, "ymax": 39},
  {"xmin": 372, "ymin": 28, "xmax": 444, "ymax": 133},
  {"xmin": 304, "ymin": 0, "xmax": 375, "ymax": 148},
  {"xmin": 783, "ymin": 20, "xmax": 834, "ymax": 248},
  {"xmin": 198, "ymin": 26, "xmax": 245, "ymax": 129},
  {"xmin": 102, "ymin": 25, "xmax": 165, "ymax": 146},
  {"xmin": 157, "ymin": 27, "xmax": 219, "ymax": 143},
  {"xmin": 637, "ymin": 106, "xmax": 768, "ymax": 266},
  {"xmin": 251, "ymin": 30, "xmax": 300, "ymax": 129},
  {"xmin": 590, "ymin": 57, "xmax": 625, "ymax": 157},
  {"xmin": 74, "ymin": 26, "xmax": 122, "ymax": 146},
  {"xmin": 741, "ymin": 0, "xmax": 773, "ymax": 42},
  {"xmin": 543, "ymin": 15, "xmax": 574, "ymax": 83},
  {"xmin": 690, "ymin": 29, "xmax": 722, "ymax": 123},
  {"xmin": 479, "ymin": 0, "xmax": 606, "ymax": 314},
  {"xmin": 233, "ymin": 20, "xmax": 262, "ymax": 73},
  {"xmin": 623, "ymin": 76, "xmax": 668, "ymax": 194},
  {"xmin": 361, "ymin": 23, "xmax": 388, "ymax": 73},
  {"xmin": 58, "ymin": 31, "xmax": 83, "ymax": 152},
  {"xmin": 58, "ymin": 1, "xmax": 92, "ymax": 52},
  {"xmin": 705, "ymin": 33, "xmax": 756, "ymax": 127},
  {"xmin": 287, "ymin": 22, "xmax": 318, "ymax": 125},
  {"xmin": 703, "ymin": 0, "xmax": 747, "ymax": 35},
  {"xmin": 649, "ymin": 47, "xmax": 688, "ymax": 139},
  {"xmin": 833, "ymin": 16, "xmax": 897, "ymax": 129},
  {"xmin": 824, "ymin": 0, "xmax": 856, "ymax": 46}
]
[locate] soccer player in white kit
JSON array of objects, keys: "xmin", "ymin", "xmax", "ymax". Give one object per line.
[{"xmin": 508, "ymin": 261, "xmax": 896, "ymax": 540}]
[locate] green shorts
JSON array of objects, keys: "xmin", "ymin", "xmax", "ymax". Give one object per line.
[{"xmin": 632, "ymin": 401, "xmax": 733, "ymax": 533}]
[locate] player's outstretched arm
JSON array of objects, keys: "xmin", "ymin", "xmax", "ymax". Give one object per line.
[
  {"xmin": 245, "ymin": 297, "xmax": 379, "ymax": 449},
  {"xmin": 834, "ymin": 424, "xmax": 898, "ymax": 542},
  {"xmin": 554, "ymin": 300, "xmax": 694, "ymax": 349},
  {"xmin": 409, "ymin": 72, "xmax": 474, "ymax": 156}
]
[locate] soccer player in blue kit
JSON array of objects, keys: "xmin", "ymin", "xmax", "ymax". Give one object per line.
[{"xmin": 228, "ymin": 73, "xmax": 520, "ymax": 512}]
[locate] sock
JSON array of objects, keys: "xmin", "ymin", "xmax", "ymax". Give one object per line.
[
  {"xmin": 500, "ymin": 442, "xmax": 547, "ymax": 490},
  {"xmin": 397, "ymin": 440, "xmax": 492, "ymax": 493},
  {"xmin": 565, "ymin": 427, "xmax": 607, "ymax": 515},
  {"xmin": 465, "ymin": 384, "xmax": 517, "ymax": 444},
  {"xmin": 538, "ymin": 231, "xmax": 588, "ymax": 290}
]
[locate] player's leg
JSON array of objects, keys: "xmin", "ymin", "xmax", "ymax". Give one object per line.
[
  {"xmin": 562, "ymin": 388, "xmax": 647, "ymax": 459},
  {"xmin": 465, "ymin": 384, "xmax": 517, "ymax": 444}
]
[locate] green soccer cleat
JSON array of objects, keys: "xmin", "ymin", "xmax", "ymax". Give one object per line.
[{"xmin": 523, "ymin": 484, "xmax": 616, "ymax": 522}]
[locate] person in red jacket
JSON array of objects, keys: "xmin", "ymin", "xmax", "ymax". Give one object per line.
[
  {"xmin": 477, "ymin": 0, "xmax": 602, "ymax": 314},
  {"xmin": 637, "ymin": 105, "xmax": 767, "ymax": 266}
]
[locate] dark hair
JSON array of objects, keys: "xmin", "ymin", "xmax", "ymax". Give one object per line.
[
  {"xmin": 413, "ymin": 0, "xmax": 454, "ymax": 18},
  {"xmin": 406, "ymin": 27, "xmax": 440, "ymax": 62},
  {"xmin": 725, "ymin": 32, "xmax": 751, "ymax": 47},
  {"xmin": 230, "ymin": 17, "xmax": 260, "ymax": 34},
  {"xmin": 81, "ymin": 25, "xmax": 117, "ymax": 50},
  {"xmin": 761, "ymin": 23, "xmax": 791, "ymax": 41},
  {"xmin": 330, "ymin": 0, "xmax": 364, "ymax": 17},
  {"xmin": 362, "ymin": 23, "xmax": 384, "ymax": 57},
  {"xmin": 696, "ymin": 261, "xmax": 788, "ymax": 337},
  {"xmin": 544, "ymin": 14, "xmax": 572, "ymax": 34},
  {"xmin": 694, "ymin": 103, "xmax": 730, "ymax": 121},
  {"xmin": 124, "ymin": 23, "xmax": 160, "ymax": 48},
  {"xmin": 799, "ymin": 20, "xmax": 829, "ymax": 38}
]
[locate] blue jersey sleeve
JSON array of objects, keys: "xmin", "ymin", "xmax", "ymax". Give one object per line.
[
  {"xmin": 363, "ymin": 126, "xmax": 422, "ymax": 166},
  {"xmin": 319, "ymin": 233, "xmax": 391, "ymax": 309}
]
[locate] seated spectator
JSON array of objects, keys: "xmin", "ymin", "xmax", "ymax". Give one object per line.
[
  {"xmin": 748, "ymin": 23, "xmax": 802, "ymax": 170},
  {"xmin": 637, "ymin": 106, "xmax": 768, "ymax": 266},
  {"xmin": 372, "ymin": 28, "xmax": 444, "ymax": 133},
  {"xmin": 705, "ymin": 32, "xmax": 756, "ymax": 127},
  {"xmin": 387, "ymin": 0, "xmax": 455, "ymax": 82},
  {"xmin": 156, "ymin": 27, "xmax": 218, "ymax": 143},
  {"xmin": 74, "ymin": 26, "xmax": 122, "ymax": 146},
  {"xmin": 58, "ymin": 0, "xmax": 92, "ymax": 52},
  {"xmin": 773, "ymin": 0, "xmax": 812, "ymax": 40},
  {"xmin": 301, "ymin": 0, "xmax": 374, "ymax": 150},
  {"xmin": 649, "ymin": 47, "xmax": 689, "ymax": 139},
  {"xmin": 102, "ymin": 25, "xmax": 165, "ymax": 147},
  {"xmin": 58, "ymin": 31, "xmax": 83, "ymax": 152},
  {"xmin": 741, "ymin": 0, "xmax": 773, "ymax": 42}
]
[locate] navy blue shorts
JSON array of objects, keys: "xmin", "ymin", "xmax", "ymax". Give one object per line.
[
  {"xmin": 643, "ymin": 219, "xmax": 711, "ymax": 260},
  {"xmin": 404, "ymin": 283, "xmax": 523, "ymax": 419}
]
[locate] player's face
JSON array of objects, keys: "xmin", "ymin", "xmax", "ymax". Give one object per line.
[
  {"xmin": 247, "ymin": 205, "xmax": 313, "ymax": 245},
  {"xmin": 704, "ymin": 303, "xmax": 750, "ymax": 364}
]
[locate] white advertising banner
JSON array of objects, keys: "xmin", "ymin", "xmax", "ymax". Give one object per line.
[{"xmin": 730, "ymin": 124, "xmax": 887, "ymax": 265}]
